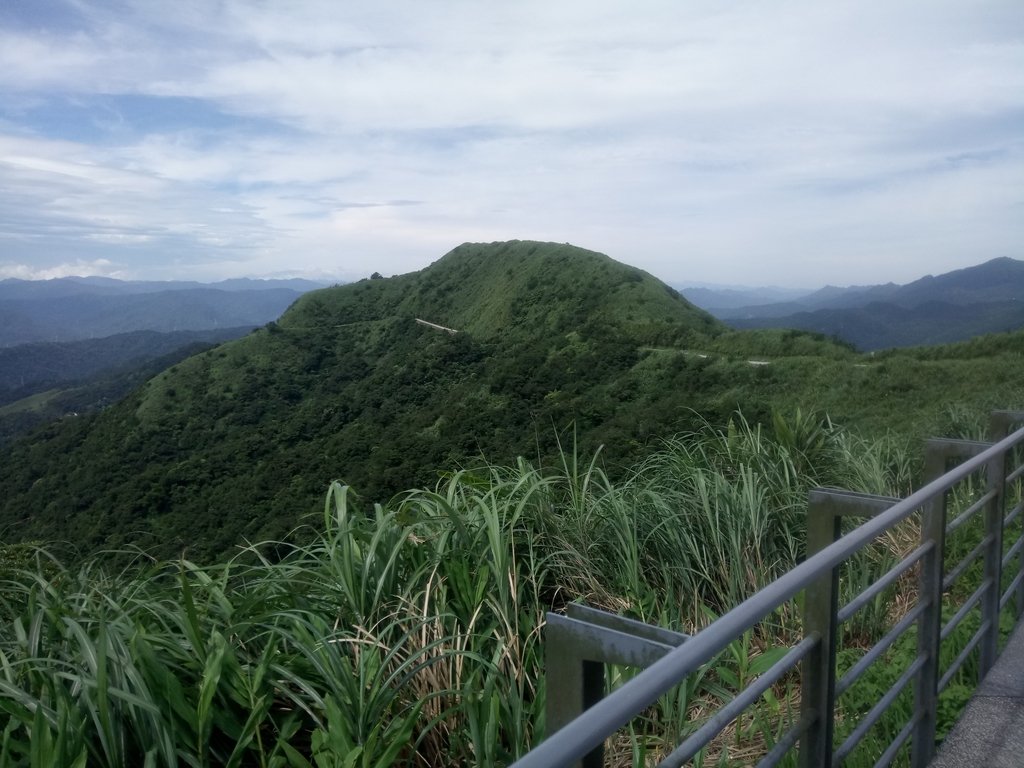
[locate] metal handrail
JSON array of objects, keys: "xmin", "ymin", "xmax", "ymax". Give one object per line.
[{"xmin": 512, "ymin": 418, "xmax": 1024, "ymax": 768}]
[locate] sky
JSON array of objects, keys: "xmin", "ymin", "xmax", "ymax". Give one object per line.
[{"xmin": 0, "ymin": 1, "xmax": 1021, "ymax": 288}]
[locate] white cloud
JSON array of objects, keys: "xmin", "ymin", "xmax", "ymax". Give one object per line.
[
  {"xmin": 0, "ymin": 0, "xmax": 1021, "ymax": 285},
  {"xmin": 0, "ymin": 258, "xmax": 119, "ymax": 280}
]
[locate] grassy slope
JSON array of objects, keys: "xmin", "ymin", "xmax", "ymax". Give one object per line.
[{"xmin": 277, "ymin": 240, "xmax": 716, "ymax": 342}]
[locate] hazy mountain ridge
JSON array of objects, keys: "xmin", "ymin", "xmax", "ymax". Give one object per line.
[
  {"xmin": 679, "ymin": 286, "xmax": 813, "ymax": 311},
  {"xmin": 0, "ymin": 278, "xmax": 325, "ymax": 347},
  {"xmin": 0, "ymin": 275, "xmax": 327, "ymax": 299},
  {"xmin": 732, "ymin": 299, "xmax": 1024, "ymax": 351},
  {"xmin": 690, "ymin": 257, "xmax": 1024, "ymax": 349}
]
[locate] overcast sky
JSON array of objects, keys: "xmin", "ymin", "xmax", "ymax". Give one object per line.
[{"xmin": 1, "ymin": 1, "xmax": 1021, "ymax": 288}]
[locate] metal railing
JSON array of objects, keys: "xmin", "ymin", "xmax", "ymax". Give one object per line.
[{"xmin": 512, "ymin": 410, "xmax": 1024, "ymax": 768}]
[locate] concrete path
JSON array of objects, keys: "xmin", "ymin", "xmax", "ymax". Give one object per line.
[{"xmin": 930, "ymin": 621, "xmax": 1024, "ymax": 767}]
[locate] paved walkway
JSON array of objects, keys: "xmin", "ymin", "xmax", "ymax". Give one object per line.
[{"xmin": 930, "ymin": 621, "xmax": 1024, "ymax": 767}]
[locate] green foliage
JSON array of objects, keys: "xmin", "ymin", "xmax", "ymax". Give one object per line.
[
  {"xmin": 0, "ymin": 416, "xmax": 930, "ymax": 766},
  {"xmin": 705, "ymin": 328, "xmax": 856, "ymax": 360},
  {"xmin": 0, "ymin": 335, "xmax": 245, "ymax": 446}
]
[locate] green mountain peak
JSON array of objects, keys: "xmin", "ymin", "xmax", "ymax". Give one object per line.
[{"xmin": 281, "ymin": 240, "xmax": 718, "ymax": 340}]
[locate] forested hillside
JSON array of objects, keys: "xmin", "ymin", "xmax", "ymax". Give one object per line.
[
  {"xmin": 1, "ymin": 241, "xmax": 1021, "ymax": 562},
  {"xmin": 0, "ymin": 327, "xmax": 253, "ymax": 406},
  {"xmin": 0, "ymin": 332, "xmax": 252, "ymax": 446}
]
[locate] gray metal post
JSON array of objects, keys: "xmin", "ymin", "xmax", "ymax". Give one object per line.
[
  {"xmin": 799, "ymin": 490, "xmax": 899, "ymax": 768},
  {"xmin": 980, "ymin": 452, "xmax": 1007, "ymax": 676},
  {"xmin": 543, "ymin": 606, "xmax": 689, "ymax": 768},
  {"xmin": 545, "ymin": 622, "xmax": 606, "ymax": 768},
  {"xmin": 800, "ymin": 494, "xmax": 841, "ymax": 768},
  {"xmin": 912, "ymin": 445, "xmax": 948, "ymax": 768},
  {"xmin": 991, "ymin": 411, "xmax": 1024, "ymax": 618}
]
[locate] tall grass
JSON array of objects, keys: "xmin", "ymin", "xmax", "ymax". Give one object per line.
[{"xmin": 0, "ymin": 413, "xmax": 919, "ymax": 767}]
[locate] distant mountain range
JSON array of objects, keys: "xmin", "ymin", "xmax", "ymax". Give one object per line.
[
  {"xmin": 0, "ymin": 276, "xmax": 325, "ymax": 347},
  {"xmin": 0, "ymin": 275, "xmax": 326, "ymax": 299},
  {"xmin": 682, "ymin": 257, "xmax": 1024, "ymax": 350},
  {"xmin": 677, "ymin": 285, "xmax": 812, "ymax": 311}
]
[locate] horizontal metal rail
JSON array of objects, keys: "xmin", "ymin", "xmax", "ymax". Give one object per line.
[
  {"xmin": 1001, "ymin": 569, "xmax": 1024, "ymax": 610},
  {"xmin": 874, "ymin": 711, "xmax": 921, "ymax": 768},
  {"xmin": 512, "ymin": 420, "xmax": 1024, "ymax": 768},
  {"xmin": 833, "ymin": 655, "xmax": 927, "ymax": 763},
  {"xmin": 836, "ymin": 602, "xmax": 926, "ymax": 697},
  {"xmin": 946, "ymin": 489, "xmax": 997, "ymax": 534},
  {"xmin": 658, "ymin": 635, "xmax": 818, "ymax": 767},
  {"xmin": 1005, "ymin": 499, "xmax": 1024, "ymax": 528},
  {"xmin": 1003, "ymin": 532, "xmax": 1024, "ymax": 567},
  {"xmin": 757, "ymin": 713, "xmax": 815, "ymax": 768},
  {"xmin": 1007, "ymin": 463, "xmax": 1024, "ymax": 484},
  {"xmin": 938, "ymin": 620, "xmax": 990, "ymax": 693},
  {"xmin": 943, "ymin": 534, "xmax": 993, "ymax": 591},
  {"xmin": 837, "ymin": 543, "xmax": 930, "ymax": 624},
  {"xmin": 941, "ymin": 578, "xmax": 992, "ymax": 641}
]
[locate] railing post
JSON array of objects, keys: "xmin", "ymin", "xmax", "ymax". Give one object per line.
[
  {"xmin": 542, "ymin": 606, "xmax": 688, "ymax": 768},
  {"xmin": 991, "ymin": 411, "xmax": 1024, "ymax": 618},
  {"xmin": 545, "ymin": 623, "xmax": 605, "ymax": 768},
  {"xmin": 980, "ymin": 451, "xmax": 1006, "ymax": 676},
  {"xmin": 912, "ymin": 444, "xmax": 948, "ymax": 768},
  {"xmin": 800, "ymin": 494, "xmax": 841, "ymax": 768},
  {"xmin": 799, "ymin": 490, "xmax": 899, "ymax": 768}
]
